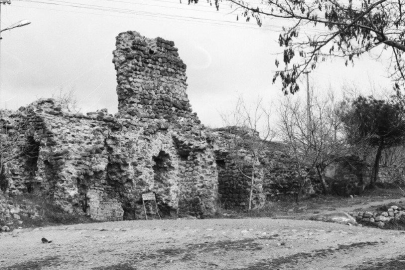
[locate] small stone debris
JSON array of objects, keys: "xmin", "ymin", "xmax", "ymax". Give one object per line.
[
  {"xmin": 1, "ymin": 226, "xmax": 10, "ymax": 232},
  {"xmin": 349, "ymin": 205, "xmax": 405, "ymax": 228}
]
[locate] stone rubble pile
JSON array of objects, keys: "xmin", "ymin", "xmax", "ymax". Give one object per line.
[{"xmin": 349, "ymin": 205, "xmax": 405, "ymax": 228}]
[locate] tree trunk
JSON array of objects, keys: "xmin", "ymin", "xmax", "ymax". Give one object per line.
[
  {"xmin": 316, "ymin": 165, "xmax": 329, "ymax": 194},
  {"xmin": 248, "ymin": 163, "xmax": 254, "ymax": 211},
  {"xmin": 370, "ymin": 140, "xmax": 384, "ymax": 189},
  {"xmin": 295, "ymin": 177, "xmax": 302, "ymax": 204},
  {"xmin": 293, "ymin": 162, "xmax": 304, "ymax": 204}
]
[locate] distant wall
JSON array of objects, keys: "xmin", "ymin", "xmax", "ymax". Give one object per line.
[{"xmin": 324, "ymin": 156, "xmax": 368, "ymax": 196}]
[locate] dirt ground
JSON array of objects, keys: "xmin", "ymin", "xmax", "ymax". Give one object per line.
[
  {"xmin": 2, "ymin": 191, "xmax": 405, "ymax": 270},
  {"xmin": 1, "ymin": 216, "xmax": 405, "ymax": 269}
]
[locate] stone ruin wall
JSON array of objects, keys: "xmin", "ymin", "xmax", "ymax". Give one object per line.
[
  {"xmin": 112, "ymin": 31, "xmax": 218, "ymax": 217},
  {"xmin": 0, "ymin": 31, "xmax": 375, "ymax": 228},
  {"xmin": 1, "ymin": 31, "xmax": 316, "ymax": 223},
  {"xmin": 1, "ymin": 99, "xmax": 218, "ymax": 221},
  {"xmin": 1, "ymin": 101, "xmax": 125, "ymax": 221},
  {"xmin": 210, "ymin": 127, "xmax": 323, "ymax": 208},
  {"xmin": 113, "ymin": 32, "xmax": 194, "ymax": 121},
  {"xmin": 209, "ymin": 127, "xmax": 266, "ymax": 210},
  {"xmin": 0, "ymin": 31, "xmax": 219, "ymax": 223}
]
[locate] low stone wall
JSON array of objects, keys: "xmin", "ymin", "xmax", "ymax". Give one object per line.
[
  {"xmin": 87, "ymin": 190, "xmax": 124, "ymax": 221},
  {"xmin": 0, "ymin": 194, "xmax": 41, "ymax": 232},
  {"xmin": 210, "ymin": 127, "xmax": 267, "ymax": 210},
  {"xmin": 349, "ymin": 205, "xmax": 405, "ymax": 228},
  {"xmin": 211, "ymin": 127, "xmax": 324, "ymax": 208},
  {"xmin": 216, "ymin": 158, "xmax": 265, "ymax": 209},
  {"xmin": 262, "ymin": 150, "xmax": 321, "ymax": 199}
]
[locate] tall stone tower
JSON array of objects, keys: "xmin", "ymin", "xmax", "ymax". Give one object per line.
[
  {"xmin": 111, "ymin": 31, "xmax": 217, "ymax": 218},
  {"xmin": 112, "ymin": 31, "xmax": 195, "ymax": 122}
]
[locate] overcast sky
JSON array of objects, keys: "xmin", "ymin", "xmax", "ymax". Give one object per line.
[{"xmin": 0, "ymin": 0, "xmax": 393, "ymax": 128}]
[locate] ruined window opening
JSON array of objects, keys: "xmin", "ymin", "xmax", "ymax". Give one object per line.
[
  {"xmin": 216, "ymin": 160, "xmax": 225, "ymax": 168},
  {"xmin": 122, "ymin": 201, "xmax": 136, "ymax": 220},
  {"xmin": 152, "ymin": 151, "xmax": 176, "ymax": 217},
  {"xmin": 81, "ymin": 192, "xmax": 89, "ymax": 213},
  {"xmin": 26, "ymin": 182, "xmax": 34, "ymax": 193},
  {"xmin": 24, "ymin": 136, "xmax": 40, "ymax": 192},
  {"xmin": 0, "ymin": 166, "xmax": 7, "ymax": 192},
  {"xmin": 25, "ymin": 136, "xmax": 40, "ymax": 171},
  {"xmin": 178, "ymin": 151, "xmax": 189, "ymax": 161},
  {"xmin": 76, "ymin": 179, "xmax": 89, "ymax": 214},
  {"xmin": 152, "ymin": 151, "xmax": 173, "ymax": 184}
]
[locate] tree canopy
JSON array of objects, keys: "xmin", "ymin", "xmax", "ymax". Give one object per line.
[
  {"xmin": 189, "ymin": 0, "xmax": 405, "ymax": 94},
  {"xmin": 342, "ymin": 96, "xmax": 405, "ymax": 145},
  {"xmin": 340, "ymin": 95, "xmax": 405, "ymax": 187}
]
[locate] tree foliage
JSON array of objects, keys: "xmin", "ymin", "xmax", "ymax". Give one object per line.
[
  {"xmin": 52, "ymin": 88, "xmax": 79, "ymax": 113},
  {"xmin": 189, "ymin": 0, "xmax": 405, "ymax": 94},
  {"xmin": 340, "ymin": 95, "xmax": 405, "ymax": 187},
  {"xmin": 278, "ymin": 92, "xmax": 349, "ymax": 196},
  {"xmin": 342, "ymin": 96, "xmax": 405, "ymax": 145}
]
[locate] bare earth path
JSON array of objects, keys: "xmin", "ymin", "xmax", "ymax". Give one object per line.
[
  {"xmin": 336, "ymin": 198, "xmax": 405, "ymax": 212},
  {"xmin": 1, "ymin": 216, "xmax": 405, "ymax": 270},
  {"xmin": 322, "ymin": 198, "xmax": 405, "ymax": 212}
]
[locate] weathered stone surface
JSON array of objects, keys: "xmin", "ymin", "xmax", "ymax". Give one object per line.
[
  {"xmin": 0, "ymin": 31, "xmax": 218, "ymax": 221},
  {"xmin": 209, "ymin": 127, "xmax": 265, "ymax": 210},
  {"xmin": 0, "ymin": 31, "xmax": 328, "ymax": 225}
]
